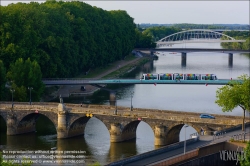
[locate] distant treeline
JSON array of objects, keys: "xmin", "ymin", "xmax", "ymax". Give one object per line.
[
  {"xmin": 138, "ymin": 26, "xmax": 182, "ymax": 42},
  {"xmin": 221, "ymin": 31, "xmax": 250, "ymax": 50},
  {"xmin": 139, "ymin": 23, "xmax": 250, "ymax": 30}
]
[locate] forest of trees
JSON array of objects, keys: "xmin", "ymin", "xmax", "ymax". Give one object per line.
[
  {"xmin": 0, "ymin": 0, "xmax": 136, "ymax": 78},
  {"xmin": 0, "ymin": 0, "xmax": 137, "ymax": 101},
  {"xmin": 139, "ymin": 23, "xmax": 250, "ymax": 30}
]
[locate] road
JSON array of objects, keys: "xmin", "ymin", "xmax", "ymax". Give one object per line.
[{"xmin": 120, "ymin": 126, "xmax": 250, "ymax": 166}]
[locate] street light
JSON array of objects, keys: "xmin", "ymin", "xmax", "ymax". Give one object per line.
[
  {"xmin": 28, "ymin": 87, "xmax": 33, "ymax": 105},
  {"xmin": 114, "ymin": 100, "xmax": 117, "ymax": 115},
  {"xmin": 10, "ymin": 89, "xmax": 15, "ymax": 108},
  {"xmin": 184, "ymin": 125, "xmax": 189, "ymax": 154},
  {"xmin": 130, "ymin": 91, "xmax": 134, "ymax": 111}
]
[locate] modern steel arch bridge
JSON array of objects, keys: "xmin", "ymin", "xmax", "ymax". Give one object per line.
[
  {"xmin": 136, "ymin": 29, "xmax": 249, "ymax": 67},
  {"xmin": 156, "ymin": 29, "xmax": 246, "ymax": 46}
]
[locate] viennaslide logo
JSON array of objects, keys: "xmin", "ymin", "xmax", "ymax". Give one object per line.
[{"xmin": 220, "ymin": 147, "xmax": 246, "ymax": 165}]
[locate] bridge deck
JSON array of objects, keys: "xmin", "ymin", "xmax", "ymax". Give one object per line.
[
  {"xmin": 138, "ymin": 48, "xmax": 250, "ymax": 53},
  {"xmin": 0, "ymin": 103, "xmax": 247, "ymax": 126},
  {"xmin": 42, "ymin": 79, "xmax": 242, "ymax": 86}
]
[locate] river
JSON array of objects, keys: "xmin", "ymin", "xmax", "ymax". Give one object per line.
[{"xmin": 0, "ymin": 43, "xmax": 249, "ymax": 165}]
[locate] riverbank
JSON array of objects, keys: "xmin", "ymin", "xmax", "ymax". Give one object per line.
[{"xmin": 42, "ymin": 54, "xmax": 152, "ymax": 101}]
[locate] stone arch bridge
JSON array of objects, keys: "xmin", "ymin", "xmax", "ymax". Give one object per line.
[{"xmin": 0, "ymin": 102, "xmax": 246, "ymax": 146}]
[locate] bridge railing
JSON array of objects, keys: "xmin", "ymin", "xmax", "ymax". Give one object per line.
[
  {"xmin": 212, "ymin": 122, "xmax": 250, "ymax": 141},
  {"xmin": 230, "ymin": 132, "xmax": 250, "ymax": 141},
  {"xmin": 213, "ymin": 131, "xmax": 227, "ymax": 140}
]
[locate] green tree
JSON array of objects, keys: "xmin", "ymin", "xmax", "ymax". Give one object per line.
[
  {"xmin": 6, "ymin": 58, "xmax": 44, "ymax": 102},
  {"xmin": 215, "ymin": 74, "xmax": 250, "ymax": 131},
  {"xmin": 240, "ymin": 141, "xmax": 250, "ymax": 166},
  {"xmin": 0, "ymin": 60, "xmax": 7, "ymax": 100}
]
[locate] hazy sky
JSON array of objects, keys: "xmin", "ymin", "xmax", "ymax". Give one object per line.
[{"xmin": 1, "ymin": 1, "xmax": 249, "ymax": 24}]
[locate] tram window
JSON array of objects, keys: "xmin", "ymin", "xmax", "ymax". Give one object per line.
[
  {"xmin": 161, "ymin": 75, "xmax": 172, "ymax": 80},
  {"xmin": 176, "ymin": 76, "xmax": 183, "ymax": 80}
]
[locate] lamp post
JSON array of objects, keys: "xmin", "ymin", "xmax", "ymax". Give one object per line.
[
  {"xmin": 28, "ymin": 87, "xmax": 33, "ymax": 105},
  {"xmin": 114, "ymin": 100, "xmax": 117, "ymax": 115},
  {"xmin": 130, "ymin": 91, "xmax": 134, "ymax": 111},
  {"xmin": 10, "ymin": 89, "xmax": 15, "ymax": 108},
  {"xmin": 184, "ymin": 125, "xmax": 189, "ymax": 154}
]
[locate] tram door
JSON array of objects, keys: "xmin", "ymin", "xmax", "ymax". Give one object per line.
[{"xmin": 174, "ymin": 73, "xmax": 184, "ymax": 80}]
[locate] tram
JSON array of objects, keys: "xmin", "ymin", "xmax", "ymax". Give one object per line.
[{"xmin": 141, "ymin": 73, "xmax": 217, "ymax": 80}]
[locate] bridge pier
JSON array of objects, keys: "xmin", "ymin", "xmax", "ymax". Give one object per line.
[
  {"xmin": 203, "ymin": 126, "xmax": 214, "ymax": 136},
  {"xmin": 109, "ymin": 123, "xmax": 137, "ymax": 142},
  {"xmin": 181, "ymin": 53, "xmax": 187, "ymax": 67},
  {"xmin": 228, "ymin": 53, "xmax": 233, "ymax": 67},
  {"xmin": 154, "ymin": 125, "xmax": 168, "ymax": 146},
  {"xmin": 57, "ymin": 103, "xmax": 68, "ymax": 138},
  {"xmin": 7, "ymin": 111, "xmax": 38, "ymax": 135},
  {"xmin": 109, "ymin": 91, "xmax": 116, "ymax": 106},
  {"xmin": 110, "ymin": 123, "xmax": 123, "ymax": 142},
  {"xmin": 7, "ymin": 113, "xmax": 18, "ymax": 135}
]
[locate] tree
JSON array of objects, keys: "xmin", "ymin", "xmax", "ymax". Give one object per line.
[
  {"xmin": 0, "ymin": 60, "xmax": 7, "ymax": 100},
  {"xmin": 215, "ymin": 74, "xmax": 250, "ymax": 131},
  {"xmin": 240, "ymin": 141, "xmax": 250, "ymax": 166},
  {"xmin": 6, "ymin": 58, "xmax": 44, "ymax": 102}
]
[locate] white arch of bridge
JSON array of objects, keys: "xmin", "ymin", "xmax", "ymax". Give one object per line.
[{"xmin": 157, "ymin": 29, "xmax": 235, "ymax": 42}]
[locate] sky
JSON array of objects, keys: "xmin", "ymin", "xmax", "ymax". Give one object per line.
[{"xmin": 1, "ymin": 1, "xmax": 249, "ymax": 25}]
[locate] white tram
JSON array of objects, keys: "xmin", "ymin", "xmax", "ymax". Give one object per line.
[{"xmin": 141, "ymin": 73, "xmax": 217, "ymax": 80}]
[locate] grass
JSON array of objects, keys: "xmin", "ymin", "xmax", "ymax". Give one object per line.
[
  {"xmin": 103, "ymin": 57, "xmax": 151, "ymax": 79},
  {"xmin": 79, "ymin": 64, "xmax": 116, "ymax": 78},
  {"xmin": 76, "ymin": 54, "xmax": 137, "ymax": 79}
]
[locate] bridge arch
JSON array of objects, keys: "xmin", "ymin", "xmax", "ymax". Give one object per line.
[
  {"xmin": 121, "ymin": 120, "xmax": 141, "ymax": 141},
  {"xmin": 0, "ymin": 115, "xmax": 7, "ymax": 132},
  {"xmin": 17, "ymin": 112, "xmax": 57, "ymax": 135},
  {"xmin": 18, "ymin": 111, "xmax": 57, "ymax": 129},
  {"xmin": 166, "ymin": 123, "xmax": 200, "ymax": 145},
  {"xmin": 157, "ymin": 29, "xmax": 235, "ymax": 42},
  {"xmin": 68, "ymin": 116, "xmax": 91, "ymax": 137}
]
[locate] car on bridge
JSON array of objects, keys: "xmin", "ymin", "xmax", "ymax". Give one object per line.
[
  {"xmin": 200, "ymin": 114, "xmax": 215, "ymax": 119},
  {"xmin": 81, "ymin": 86, "xmax": 86, "ymax": 91}
]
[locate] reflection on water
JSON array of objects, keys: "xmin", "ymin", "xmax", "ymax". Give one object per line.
[{"xmin": 0, "ymin": 43, "xmax": 249, "ymax": 165}]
